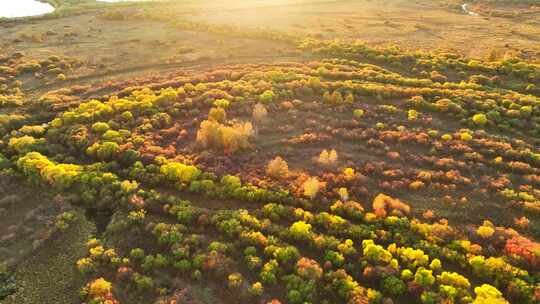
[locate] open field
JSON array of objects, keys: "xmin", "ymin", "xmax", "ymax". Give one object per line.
[{"xmin": 1, "ymin": 0, "xmax": 540, "ymax": 304}]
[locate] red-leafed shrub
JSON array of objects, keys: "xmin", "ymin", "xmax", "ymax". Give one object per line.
[{"xmin": 504, "ymin": 236, "xmax": 540, "ymax": 267}]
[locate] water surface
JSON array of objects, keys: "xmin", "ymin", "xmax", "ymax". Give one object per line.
[{"xmin": 0, "ymin": 0, "xmax": 55, "ymax": 18}]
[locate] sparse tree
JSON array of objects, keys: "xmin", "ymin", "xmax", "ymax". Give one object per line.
[
  {"xmin": 253, "ymin": 103, "xmax": 268, "ymax": 124},
  {"xmin": 266, "ymin": 156, "xmax": 289, "ymax": 179},
  {"xmin": 318, "ymin": 149, "xmax": 338, "ymax": 166},
  {"xmin": 303, "ymin": 177, "xmax": 320, "ymax": 199}
]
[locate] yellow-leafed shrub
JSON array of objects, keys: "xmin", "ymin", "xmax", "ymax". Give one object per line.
[
  {"xmin": 476, "ymin": 225, "xmax": 495, "ymax": 239},
  {"xmin": 88, "ymin": 277, "xmax": 112, "ymax": 297}
]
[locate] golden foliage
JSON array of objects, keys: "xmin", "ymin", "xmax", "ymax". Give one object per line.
[
  {"xmin": 318, "ymin": 149, "xmax": 338, "ymax": 166},
  {"xmin": 266, "ymin": 156, "xmax": 289, "ymax": 179},
  {"xmin": 477, "ymin": 222, "xmax": 495, "ymax": 239},
  {"xmin": 208, "ymin": 107, "xmax": 227, "ymax": 123},
  {"xmin": 372, "ymin": 193, "xmax": 411, "ymax": 218},
  {"xmin": 88, "ymin": 277, "xmax": 112, "ymax": 297},
  {"xmin": 303, "ymin": 177, "xmax": 320, "ymax": 199},
  {"xmin": 196, "ymin": 120, "xmax": 253, "ymax": 153}
]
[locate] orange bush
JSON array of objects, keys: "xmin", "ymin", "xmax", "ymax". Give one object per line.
[{"xmin": 372, "ymin": 193, "xmax": 411, "ymax": 218}]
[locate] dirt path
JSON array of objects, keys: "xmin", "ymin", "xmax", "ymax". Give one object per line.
[{"xmin": 27, "ymin": 54, "xmax": 307, "ymax": 97}]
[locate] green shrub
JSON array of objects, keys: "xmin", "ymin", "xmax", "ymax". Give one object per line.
[{"xmin": 381, "ymin": 276, "xmax": 407, "ymax": 296}]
